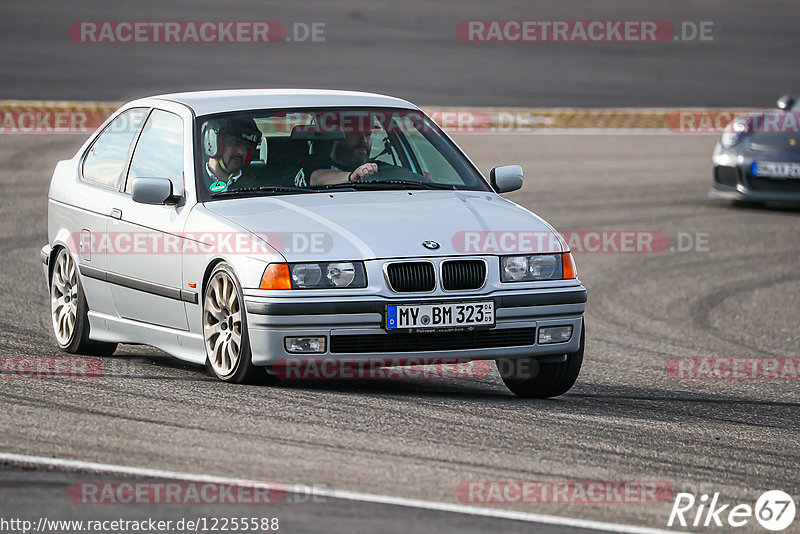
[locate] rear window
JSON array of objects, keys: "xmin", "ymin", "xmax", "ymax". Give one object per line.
[{"xmin": 82, "ymin": 108, "xmax": 147, "ymax": 188}]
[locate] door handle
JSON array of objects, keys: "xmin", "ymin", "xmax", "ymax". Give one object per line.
[{"xmin": 110, "ymin": 208, "xmax": 122, "ymax": 220}]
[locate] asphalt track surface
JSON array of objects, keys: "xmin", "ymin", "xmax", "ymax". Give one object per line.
[
  {"xmin": 0, "ymin": 131, "xmax": 798, "ymax": 533},
  {"xmin": 0, "ymin": 465, "xmax": 618, "ymax": 534},
  {"xmin": 1, "ymin": 0, "xmax": 800, "ymax": 106}
]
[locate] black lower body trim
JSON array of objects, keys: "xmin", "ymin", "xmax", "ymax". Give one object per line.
[
  {"xmin": 79, "ymin": 265, "xmax": 197, "ymax": 304},
  {"xmin": 330, "ymin": 328, "xmax": 537, "ymax": 353}
]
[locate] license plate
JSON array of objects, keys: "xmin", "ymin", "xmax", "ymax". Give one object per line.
[
  {"xmin": 752, "ymin": 161, "xmax": 800, "ymax": 179},
  {"xmin": 385, "ymin": 301, "xmax": 495, "ymax": 332}
]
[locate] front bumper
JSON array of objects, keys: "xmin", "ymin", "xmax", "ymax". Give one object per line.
[
  {"xmin": 711, "ymin": 149, "xmax": 800, "ymax": 203},
  {"xmin": 708, "ymin": 184, "xmax": 800, "ymax": 204},
  {"xmin": 243, "ymin": 287, "xmax": 586, "ymax": 366},
  {"xmin": 40, "ymin": 244, "xmax": 51, "ymax": 283}
]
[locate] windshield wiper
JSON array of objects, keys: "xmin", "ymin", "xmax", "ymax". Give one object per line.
[
  {"xmin": 210, "ymin": 185, "xmax": 311, "ymax": 197},
  {"xmin": 317, "ymin": 180, "xmax": 457, "ymax": 190}
]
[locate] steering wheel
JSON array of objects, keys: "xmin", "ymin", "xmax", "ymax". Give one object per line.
[{"xmin": 358, "ymin": 161, "xmax": 424, "ymax": 182}]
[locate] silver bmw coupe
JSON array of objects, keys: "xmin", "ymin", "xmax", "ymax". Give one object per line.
[{"xmin": 42, "ymin": 89, "xmax": 586, "ymax": 397}]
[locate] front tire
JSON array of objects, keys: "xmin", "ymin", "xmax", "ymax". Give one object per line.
[
  {"xmin": 49, "ymin": 247, "xmax": 117, "ymax": 356},
  {"xmin": 498, "ymin": 321, "xmax": 584, "ymax": 398},
  {"xmin": 202, "ymin": 262, "xmax": 262, "ymax": 383}
]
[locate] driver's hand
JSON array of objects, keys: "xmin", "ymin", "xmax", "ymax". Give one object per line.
[{"xmin": 349, "ymin": 163, "xmax": 378, "ymax": 181}]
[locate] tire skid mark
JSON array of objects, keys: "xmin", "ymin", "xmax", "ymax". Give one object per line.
[{"xmin": 689, "ymin": 272, "xmax": 800, "ymax": 356}]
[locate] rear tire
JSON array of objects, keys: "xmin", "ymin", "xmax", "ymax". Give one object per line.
[
  {"xmin": 498, "ymin": 321, "xmax": 584, "ymax": 398},
  {"xmin": 49, "ymin": 247, "xmax": 117, "ymax": 356}
]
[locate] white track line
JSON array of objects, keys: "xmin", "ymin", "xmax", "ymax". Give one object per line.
[{"xmin": 0, "ymin": 452, "xmax": 682, "ymax": 534}]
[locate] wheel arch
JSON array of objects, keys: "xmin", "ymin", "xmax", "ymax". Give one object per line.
[
  {"xmin": 47, "ymin": 244, "xmax": 63, "ymax": 284},
  {"xmin": 47, "ymin": 241, "xmax": 74, "ymax": 285},
  {"xmin": 201, "ymin": 257, "xmax": 228, "ymax": 298}
]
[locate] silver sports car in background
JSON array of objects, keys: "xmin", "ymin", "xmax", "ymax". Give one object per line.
[
  {"xmin": 710, "ymin": 94, "xmax": 800, "ymax": 205},
  {"xmin": 42, "ymin": 89, "xmax": 586, "ymax": 397}
]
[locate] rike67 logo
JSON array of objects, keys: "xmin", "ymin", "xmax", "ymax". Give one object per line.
[{"xmin": 668, "ymin": 490, "xmax": 796, "ymax": 531}]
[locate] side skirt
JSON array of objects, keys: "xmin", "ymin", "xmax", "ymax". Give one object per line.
[{"xmin": 87, "ymin": 311, "xmax": 207, "ymax": 365}]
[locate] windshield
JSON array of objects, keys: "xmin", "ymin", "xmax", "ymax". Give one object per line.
[{"xmin": 196, "ymin": 107, "xmax": 490, "ymax": 201}]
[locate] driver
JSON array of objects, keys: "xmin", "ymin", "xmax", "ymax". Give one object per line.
[
  {"xmin": 294, "ymin": 126, "xmax": 378, "ymax": 187},
  {"xmin": 202, "ymin": 118, "xmax": 262, "ymax": 192}
]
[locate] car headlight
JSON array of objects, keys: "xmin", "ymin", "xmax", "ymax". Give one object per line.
[
  {"xmin": 261, "ymin": 262, "xmax": 367, "ymax": 289},
  {"xmin": 326, "ymin": 262, "xmax": 357, "ymax": 287},
  {"xmin": 529, "ymin": 254, "xmax": 559, "ymax": 279},
  {"xmin": 721, "ymin": 117, "xmax": 751, "ymax": 148},
  {"xmin": 501, "ymin": 256, "xmax": 529, "ymax": 281},
  {"xmin": 501, "ymin": 254, "xmax": 570, "ymax": 282},
  {"xmin": 291, "ymin": 263, "xmax": 322, "ymax": 287}
]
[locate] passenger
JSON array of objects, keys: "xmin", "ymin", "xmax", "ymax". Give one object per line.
[{"xmin": 294, "ymin": 125, "xmax": 378, "ymax": 187}]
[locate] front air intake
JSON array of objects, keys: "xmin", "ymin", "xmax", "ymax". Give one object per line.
[
  {"xmin": 441, "ymin": 259, "xmax": 486, "ymax": 290},
  {"xmin": 386, "ymin": 262, "xmax": 435, "ymax": 292}
]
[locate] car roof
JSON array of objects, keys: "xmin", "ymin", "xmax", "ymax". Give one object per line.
[{"xmin": 133, "ymin": 89, "xmax": 419, "ymax": 116}]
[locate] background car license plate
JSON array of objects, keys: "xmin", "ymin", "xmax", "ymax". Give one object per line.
[
  {"xmin": 752, "ymin": 161, "xmax": 800, "ymax": 179},
  {"xmin": 386, "ymin": 301, "xmax": 494, "ymax": 331}
]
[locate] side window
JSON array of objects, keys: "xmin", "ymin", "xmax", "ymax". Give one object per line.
[
  {"xmin": 126, "ymin": 109, "xmax": 184, "ymax": 194},
  {"xmin": 82, "ymin": 108, "xmax": 147, "ymax": 188}
]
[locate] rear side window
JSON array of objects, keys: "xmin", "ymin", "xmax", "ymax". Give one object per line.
[
  {"xmin": 82, "ymin": 108, "xmax": 147, "ymax": 188},
  {"xmin": 126, "ymin": 109, "xmax": 184, "ymax": 194}
]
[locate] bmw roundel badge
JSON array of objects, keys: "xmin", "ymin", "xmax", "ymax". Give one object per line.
[{"xmin": 422, "ymin": 240, "xmax": 440, "ymax": 250}]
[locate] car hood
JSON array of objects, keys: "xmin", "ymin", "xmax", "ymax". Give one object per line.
[{"xmin": 203, "ymin": 190, "xmax": 563, "ymax": 260}]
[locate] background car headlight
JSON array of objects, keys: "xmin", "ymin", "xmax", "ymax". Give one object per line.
[
  {"xmin": 283, "ymin": 262, "xmax": 366, "ymax": 289},
  {"xmin": 501, "ymin": 254, "xmax": 563, "ymax": 282},
  {"xmin": 720, "ymin": 117, "xmax": 751, "ymax": 148}
]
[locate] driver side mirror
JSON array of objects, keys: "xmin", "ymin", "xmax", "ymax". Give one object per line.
[
  {"xmin": 490, "ymin": 165, "xmax": 523, "ymax": 193},
  {"xmin": 131, "ymin": 177, "xmax": 180, "ymax": 205}
]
